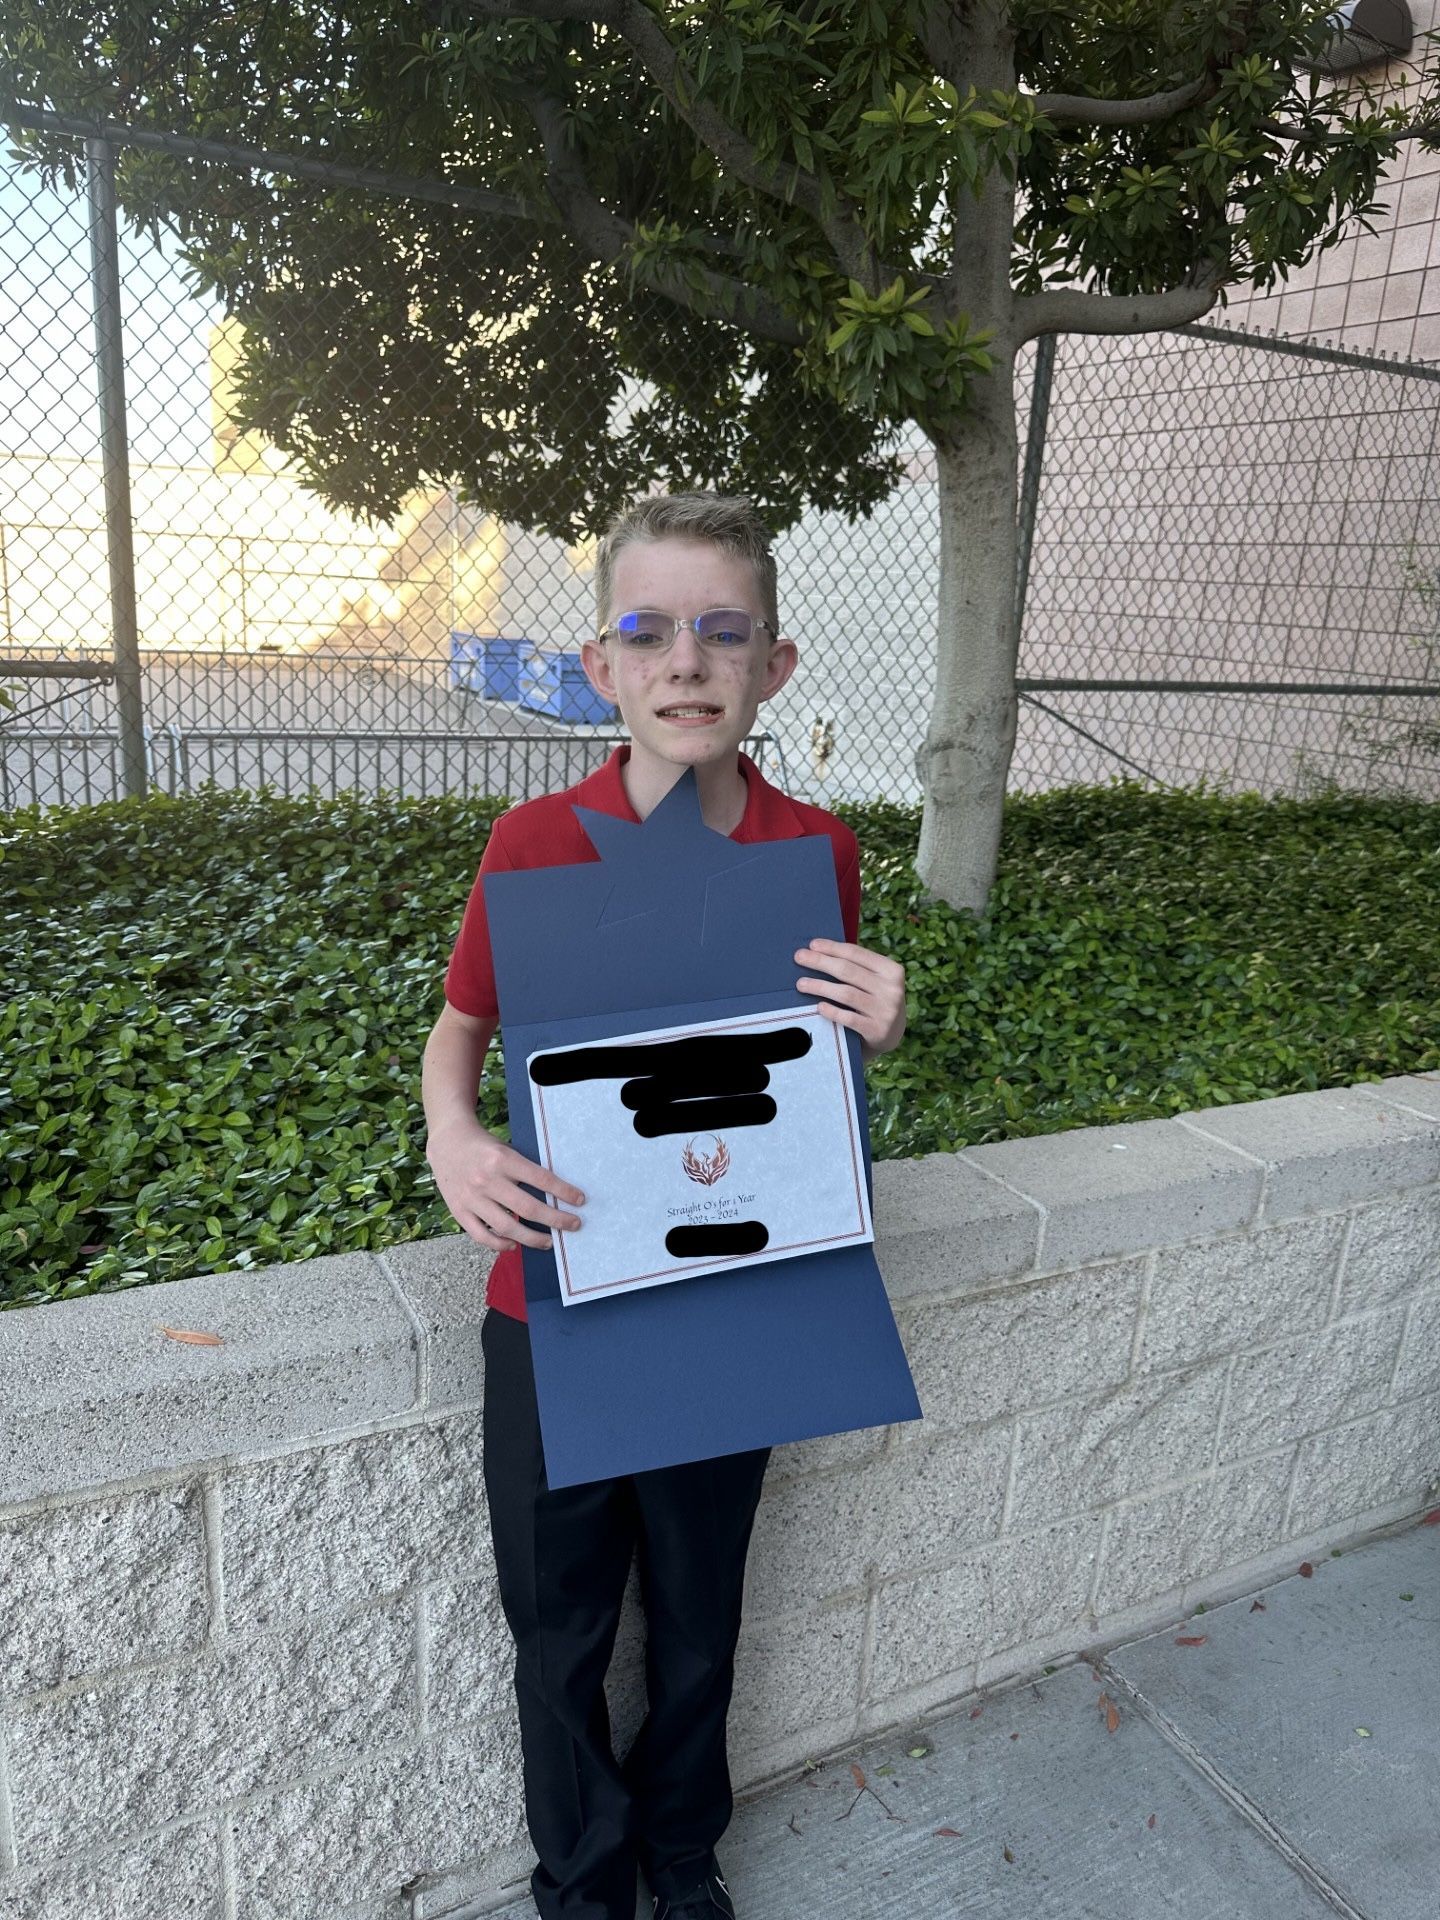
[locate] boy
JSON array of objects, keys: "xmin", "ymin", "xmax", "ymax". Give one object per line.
[{"xmin": 422, "ymin": 491, "xmax": 906, "ymax": 1920}]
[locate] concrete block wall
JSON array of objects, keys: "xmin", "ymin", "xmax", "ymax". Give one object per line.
[{"xmin": 3, "ymin": 1073, "xmax": 1440, "ymax": 1919}]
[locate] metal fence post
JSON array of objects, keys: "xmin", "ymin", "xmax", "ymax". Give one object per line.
[
  {"xmin": 85, "ymin": 135, "xmax": 147, "ymax": 800},
  {"xmin": 1014, "ymin": 330, "xmax": 1056, "ymax": 643}
]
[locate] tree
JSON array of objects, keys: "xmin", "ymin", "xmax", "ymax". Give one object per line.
[{"xmin": 5, "ymin": 1, "xmax": 1438, "ymax": 908}]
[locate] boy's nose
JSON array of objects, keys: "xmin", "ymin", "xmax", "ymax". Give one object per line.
[{"xmin": 665, "ymin": 627, "xmax": 709, "ymax": 675}]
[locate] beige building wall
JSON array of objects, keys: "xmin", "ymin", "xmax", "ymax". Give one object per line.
[{"xmin": 1223, "ymin": 0, "xmax": 1440, "ymax": 360}]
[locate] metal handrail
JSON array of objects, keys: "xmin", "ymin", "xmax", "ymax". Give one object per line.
[
  {"xmin": 0, "ymin": 726, "xmax": 788, "ymax": 811},
  {"xmin": 6, "ymin": 726, "xmax": 783, "ymax": 744}
]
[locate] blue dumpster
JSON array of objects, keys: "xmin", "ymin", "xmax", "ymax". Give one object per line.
[
  {"xmin": 449, "ymin": 631, "xmax": 484, "ymax": 693},
  {"xmin": 449, "ymin": 632, "xmax": 528, "ymax": 701},
  {"xmin": 519, "ymin": 646, "xmax": 616, "ymax": 724}
]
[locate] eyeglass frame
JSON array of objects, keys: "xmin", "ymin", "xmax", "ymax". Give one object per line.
[{"xmin": 594, "ymin": 607, "xmax": 780, "ymax": 651}]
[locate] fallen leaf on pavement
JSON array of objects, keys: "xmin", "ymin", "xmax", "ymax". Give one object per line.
[
  {"xmin": 1298, "ymin": 1561, "xmax": 1314, "ymax": 1576},
  {"xmin": 1002, "ymin": 1845, "xmax": 1015, "ymax": 1863},
  {"xmin": 1250, "ymin": 1600, "xmax": 1266, "ymax": 1612},
  {"xmin": 934, "ymin": 1827, "xmax": 963, "ymax": 1838},
  {"xmin": 1421, "ymin": 1509, "xmax": 1440, "ymax": 1526},
  {"xmin": 1175, "ymin": 1634, "xmax": 1208, "ymax": 1647},
  {"xmin": 159, "ymin": 1325, "xmax": 224, "ymax": 1346},
  {"xmin": 1147, "ymin": 1814, "xmax": 1157, "ymax": 1829},
  {"xmin": 851, "ymin": 1764, "xmax": 866, "ymax": 1790}
]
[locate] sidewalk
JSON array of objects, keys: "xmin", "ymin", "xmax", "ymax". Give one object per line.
[{"xmin": 485, "ymin": 1512, "xmax": 1438, "ymax": 1918}]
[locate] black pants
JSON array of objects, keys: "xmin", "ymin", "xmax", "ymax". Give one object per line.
[{"xmin": 481, "ymin": 1307, "xmax": 770, "ymax": 1920}]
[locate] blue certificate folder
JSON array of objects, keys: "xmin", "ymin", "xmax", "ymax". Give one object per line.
[{"xmin": 484, "ymin": 768, "xmax": 921, "ymax": 1488}]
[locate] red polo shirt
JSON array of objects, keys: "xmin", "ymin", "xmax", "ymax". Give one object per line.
[{"xmin": 443, "ymin": 744, "xmax": 862, "ymax": 1320}]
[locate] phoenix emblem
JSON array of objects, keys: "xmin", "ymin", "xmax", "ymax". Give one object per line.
[{"xmin": 681, "ymin": 1134, "xmax": 731, "ymax": 1187}]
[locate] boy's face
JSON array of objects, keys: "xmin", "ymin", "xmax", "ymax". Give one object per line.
[{"xmin": 582, "ymin": 536, "xmax": 798, "ymax": 779}]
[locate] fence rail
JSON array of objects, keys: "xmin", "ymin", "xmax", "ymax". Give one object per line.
[{"xmin": 0, "ymin": 727, "xmax": 784, "ymax": 811}]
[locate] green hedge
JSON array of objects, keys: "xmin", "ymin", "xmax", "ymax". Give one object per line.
[{"xmin": 2, "ymin": 780, "xmax": 1437, "ymax": 1309}]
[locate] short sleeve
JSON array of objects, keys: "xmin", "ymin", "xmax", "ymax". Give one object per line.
[{"xmin": 443, "ymin": 820, "xmax": 516, "ymax": 1018}]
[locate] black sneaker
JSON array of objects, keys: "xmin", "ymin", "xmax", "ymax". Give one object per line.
[{"xmin": 652, "ymin": 1864, "xmax": 736, "ymax": 1920}]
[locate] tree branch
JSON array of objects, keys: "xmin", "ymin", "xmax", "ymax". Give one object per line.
[
  {"xmin": 523, "ymin": 93, "xmax": 803, "ymax": 344},
  {"xmin": 1024, "ymin": 0, "xmax": 1271, "ymax": 131},
  {"xmin": 1030, "ymin": 73, "xmax": 1213, "ymax": 125},
  {"xmin": 1012, "ymin": 270, "xmax": 1221, "ymax": 343},
  {"xmin": 465, "ymin": 0, "xmax": 883, "ymax": 286},
  {"xmin": 1257, "ymin": 116, "xmax": 1440, "ymax": 146}
]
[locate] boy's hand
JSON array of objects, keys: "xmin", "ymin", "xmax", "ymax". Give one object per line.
[
  {"xmin": 426, "ymin": 1119, "xmax": 584, "ymax": 1254},
  {"xmin": 794, "ymin": 938, "xmax": 906, "ymax": 1061}
]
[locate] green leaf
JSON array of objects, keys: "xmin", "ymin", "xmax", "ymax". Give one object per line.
[{"xmin": 6, "ymin": 763, "xmax": 1439, "ymax": 1306}]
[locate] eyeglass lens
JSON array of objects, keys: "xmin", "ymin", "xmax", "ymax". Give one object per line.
[{"xmin": 614, "ymin": 609, "xmax": 756, "ymax": 649}]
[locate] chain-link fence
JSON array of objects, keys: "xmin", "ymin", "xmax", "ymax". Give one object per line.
[
  {"xmin": 2, "ymin": 118, "xmax": 1439, "ymax": 816},
  {"xmin": 1013, "ymin": 323, "xmax": 1440, "ymax": 798}
]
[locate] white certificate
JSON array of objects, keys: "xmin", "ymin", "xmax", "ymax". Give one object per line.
[{"xmin": 526, "ymin": 1004, "xmax": 873, "ymax": 1305}]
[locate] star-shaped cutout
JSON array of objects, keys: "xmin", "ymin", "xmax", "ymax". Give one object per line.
[{"xmin": 573, "ymin": 767, "xmax": 765, "ymax": 937}]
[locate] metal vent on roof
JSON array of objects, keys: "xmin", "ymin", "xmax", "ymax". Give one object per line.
[{"xmin": 1296, "ymin": 0, "xmax": 1414, "ymax": 74}]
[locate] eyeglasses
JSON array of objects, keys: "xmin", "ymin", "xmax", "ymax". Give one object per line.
[{"xmin": 597, "ymin": 608, "xmax": 777, "ymax": 652}]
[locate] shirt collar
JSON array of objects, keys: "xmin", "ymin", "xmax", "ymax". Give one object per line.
[{"xmin": 579, "ymin": 743, "xmax": 767, "ymax": 839}]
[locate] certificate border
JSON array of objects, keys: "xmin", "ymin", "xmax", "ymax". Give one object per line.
[{"xmin": 531, "ymin": 1005, "xmax": 869, "ymax": 1304}]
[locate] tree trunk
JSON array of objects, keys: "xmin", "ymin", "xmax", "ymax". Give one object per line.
[{"xmin": 914, "ymin": 350, "xmax": 1022, "ymax": 915}]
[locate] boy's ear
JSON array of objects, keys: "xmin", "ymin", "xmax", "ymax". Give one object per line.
[
  {"xmin": 760, "ymin": 633, "xmax": 799, "ymax": 700},
  {"xmin": 580, "ymin": 636, "xmax": 616, "ymax": 702}
]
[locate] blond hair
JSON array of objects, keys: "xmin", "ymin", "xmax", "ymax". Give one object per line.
[{"xmin": 593, "ymin": 491, "xmax": 780, "ymax": 633}]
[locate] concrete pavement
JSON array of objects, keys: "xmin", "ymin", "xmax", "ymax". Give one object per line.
[{"xmin": 482, "ymin": 1510, "xmax": 1438, "ymax": 1919}]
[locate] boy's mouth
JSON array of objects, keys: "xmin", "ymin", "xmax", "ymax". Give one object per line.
[{"xmin": 654, "ymin": 703, "xmax": 724, "ymax": 726}]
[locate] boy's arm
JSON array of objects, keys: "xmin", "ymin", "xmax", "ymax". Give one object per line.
[{"xmin": 422, "ymin": 1000, "xmax": 585, "ymax": 1254}]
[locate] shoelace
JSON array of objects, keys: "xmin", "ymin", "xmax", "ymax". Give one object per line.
[{"xmin": 657, "ymin": 1879, "xmax": 729, "ymax": 1920}]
